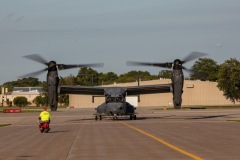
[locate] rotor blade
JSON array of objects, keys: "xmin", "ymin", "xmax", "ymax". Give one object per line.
[
  {"xmin": 57, "ymin": 63, "xmax": 104, "ymax": 70},
  {"xmin": 183, "ymin": 66, "xmax": 209, "ymax": 80},
  {"xmin": 18, "ymin": 68, "xmax": 48, "ymax": 78},
  {"xmin": 182, "ymin": 66, "xmax": 208, "ymax": 80},
  {"xmin": 182, "ymin": 66, "xmax": 194, "ymax": 74},
  {"xmin": 23, "ymin": 54, "xmax": 48, "ymax": 65},
  {"xmin": 182, "ymin": 51, "xmax": 208, "ymax": 64},
  {"xmin": 126, "ymin": 61, "xmax": 172, "ymax": 69}
]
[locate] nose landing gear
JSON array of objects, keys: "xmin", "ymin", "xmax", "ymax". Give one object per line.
[
  {"xmin": 95, "ymin": 115, "xmax": 102, "ymax": 121},
  {"xmin": 113, "ymin": 114, "xmax": 118, "ymax": 120},
  {"xmin": 130, "ymin": 114, "xmax": 137, "ymax": 120}
]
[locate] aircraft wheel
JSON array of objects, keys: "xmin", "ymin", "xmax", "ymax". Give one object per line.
[
  {"xmin": 174, "ymin": 102, "xmax": 182, "ymax": 109},
  {"xmin": 95, "ymin": 115, "xmax": 98, "ymax": 121},
  {"xmin": 134, "ymin": 115, "xmax": 137, "ymax": 120},
  {"xmin": 130, "ymin": 115, "xmax": 133, "ymax": 120},
  {"xmin": 50, "ymin": 103, "xmax": 58, "ymax": 111},
  {"xmin": 99, "ymin": 115, "xmax": 102, "ymax": 120}
]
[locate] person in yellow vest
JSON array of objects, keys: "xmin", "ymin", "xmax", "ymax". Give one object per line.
[{"xmin": 37, "ymin": 107, "xmax": 51, "ymax": 130}]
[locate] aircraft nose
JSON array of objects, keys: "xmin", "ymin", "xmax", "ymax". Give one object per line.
[{"xmin": 106, "ymin": 103, "xmax": 124, "ymax": 115}]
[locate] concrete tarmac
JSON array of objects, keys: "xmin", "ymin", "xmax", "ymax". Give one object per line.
[{"xmin": 1, "ymin": 107, "xmax": 240, "ymax": 160}]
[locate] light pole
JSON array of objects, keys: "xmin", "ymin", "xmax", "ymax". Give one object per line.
[
  {"xmin": 1, "ymin": 87, "xmax": 5, "ymax": 107},
  {"xmin": 136, "ymin": 72, "xmax": 141, "ymax": 102},
  {"xmin": 1, "ymin": 96, "xmax": 4, "ymax": 107}
]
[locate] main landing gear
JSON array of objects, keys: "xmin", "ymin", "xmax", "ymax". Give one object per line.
[
  {"xmin": 130, "ymin": 114, "xmax": 137, "ymax": 120},
  {"xmin": 95, "ymin": 115, "xmax": 102, "ymax": 121},
  {"xmin": 113, "ymin": 116, "xmax": 118, "ymax": 120}
]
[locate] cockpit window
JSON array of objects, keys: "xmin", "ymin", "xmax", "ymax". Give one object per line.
[{"xmin": 106, "ymin": 97, "xmax": 124, "ymax": 103}]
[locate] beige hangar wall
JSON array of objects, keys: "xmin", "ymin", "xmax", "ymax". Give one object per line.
[{"xmin": 68, "ymin": 79, "xmax": 239, "ymax": 108}]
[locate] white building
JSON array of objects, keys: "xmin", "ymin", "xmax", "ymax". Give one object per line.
[{"xmin": 1, "ymin": 87, "xmax": 43, "ymax": 106}]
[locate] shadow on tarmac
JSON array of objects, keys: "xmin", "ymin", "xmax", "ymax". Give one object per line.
[
  {"xmin": 186, "ymin": 113, "xmax": 239, "ymax": 120},
  {"xmin": 65, "ymin": 113, "xmax": 239, "ymax": 122},
  {"xmin": 48, "ymin": 130, "xmax": 70, "ymax": 133}
]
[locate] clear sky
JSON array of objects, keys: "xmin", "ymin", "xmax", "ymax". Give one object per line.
[{"xmin": 0, "ymin": 0, "xmax": 240, "ymax": 85}]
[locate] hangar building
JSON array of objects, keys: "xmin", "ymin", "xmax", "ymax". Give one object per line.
[
  {"xmin": 1, "ymin": 87, "xmax": 43, "ymax": 106},
  {"xmin": 68, "ymin": 79, "xmax": 240, "ymax": 108}
]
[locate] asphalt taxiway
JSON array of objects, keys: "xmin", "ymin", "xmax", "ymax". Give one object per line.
[{"xmin": 1, "ymin": 107, "xmax": 240, "ymax": 160}]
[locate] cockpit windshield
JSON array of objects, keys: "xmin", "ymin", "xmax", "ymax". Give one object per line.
[{"xmin": 106, "ymin": 97, "xmax": 124, "ymax": 103}]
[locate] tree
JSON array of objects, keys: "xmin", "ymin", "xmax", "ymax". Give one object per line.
[
  {"xmin": 59, "ymin": 75, "xmax": 76, "ymax": 85},
  {"xmin": 3, "ymin": 77, "xmax": 43, "ymax": 87},
  {"xmin": 75, "ymin": 67, "xmax": 99, "ymax": 86},
  {"xmin": 98, "ymin": 72, "xmax": 118, "ymax": 85},
  {"xmin": 3, "ymin": 77, "xmax": 44, "ymax": 92},
  {"xmin": 59, "ymin": 94, "xmax": 69, "ymax": 106},
  {"xmin": 190, "ymin": 58, "xmax": 219, "ymax": 81},
  {"xmin": 217, "ymin": 58, "xmax": 240, "ymax": 104},
  {"xmin": 6, "ymin": 99, "xmax": 12, "ymax": 107},
  {"xmin": 117, "ymin": 71, "xmax": 158, "ymax": 83},
  {"xmin": 158, "ymin": 70, "xmax": 172, "ymax": 79},
  {"xmin": 33, "ymin": 95, "xmax": 48, "ymax": 107},
  {"xmin": 13, "ymin": 96, "xmax": 29, "ymax": 107}
]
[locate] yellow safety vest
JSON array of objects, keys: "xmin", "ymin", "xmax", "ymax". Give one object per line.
[{"xmin": 39, "ymin": 111, "xmax": 51, "ymax": 121}]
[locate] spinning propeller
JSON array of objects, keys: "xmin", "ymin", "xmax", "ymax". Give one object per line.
[
  {"xmin": 19, "ymin": 54, "xmax": 104, "ymax": 78},
  {"xmin": 126, "ymin": 51, "xmax": 207, "ymax": 73}
]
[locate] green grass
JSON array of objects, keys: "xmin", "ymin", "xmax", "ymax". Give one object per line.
[
  {"xmin": 185, "ymin": 105, "xmax": 240, "ymax": 109},
  {"xmin": 0, "ymin": 105, "xmax": 68, "ymax": 113},
  {"xmin": 0, "ymin": 124, "xmax": 11, "ymax": 127},
  {"xmin": 227, "ymin": 120, "xmax": 240, "ymax": 122}
]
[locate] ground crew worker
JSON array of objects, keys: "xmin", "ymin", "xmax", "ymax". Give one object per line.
[{"xmin": 37, "ymin": 107, "xmax": 51, "ymax": 129}]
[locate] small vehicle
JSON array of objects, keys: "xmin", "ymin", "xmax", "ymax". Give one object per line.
[{"xmin": 40, "ymin": 122, "xmax": 50, "ymax": 133}]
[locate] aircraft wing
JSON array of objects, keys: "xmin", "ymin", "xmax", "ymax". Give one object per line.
[
  {"xmin": 59, "ymin": 86, "xmax": 105, "ymax": 95},
  {"xmin": 59, "ymin": 84, "xmax": 172, "ymax": 96},
  {"xmin": 125, "ymin": 84, "xmax": 172, "ymax": 95}
]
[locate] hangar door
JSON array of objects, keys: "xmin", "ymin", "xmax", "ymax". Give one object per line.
[{"xmin": 126, "ymin": 96, "xmax": 138, "ymax": 107}]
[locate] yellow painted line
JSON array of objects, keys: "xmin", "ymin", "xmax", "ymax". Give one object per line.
[{"xmin": 119, "ymin": 122, "xmax": 203, "ymax": 160}]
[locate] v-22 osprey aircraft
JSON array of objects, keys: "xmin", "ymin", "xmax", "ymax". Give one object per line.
[
  {"xmin": 60, "ymin": 51, "xmax": 207, "ymax": 120},
  {"xmin": 59, "ymin": 83, "xmax": 172, "ymax": 120}
]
